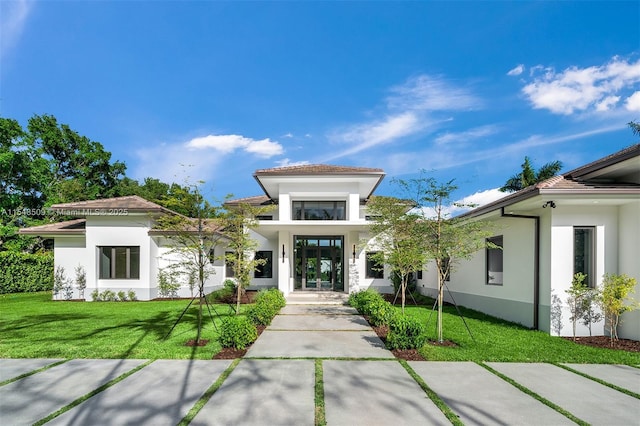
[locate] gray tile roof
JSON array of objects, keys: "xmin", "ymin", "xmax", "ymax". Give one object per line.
[{"xmin": 18, "ymin": 219, "xmax": 86, "ymax": 235}]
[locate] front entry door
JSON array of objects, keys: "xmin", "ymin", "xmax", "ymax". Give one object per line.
[{"xmin": 295, "ymin": 237, "xmax": 343, "ymax": 291}]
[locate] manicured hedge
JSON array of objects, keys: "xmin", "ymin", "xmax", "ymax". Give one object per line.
[{"xmin": 0, "ymin": 251, "xmax": 54, "ymax": 294}]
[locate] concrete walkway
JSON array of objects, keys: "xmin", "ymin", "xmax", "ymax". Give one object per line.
[{"xmin": 1, "ymin": 302, "xmax": 639, "ymax": 425}]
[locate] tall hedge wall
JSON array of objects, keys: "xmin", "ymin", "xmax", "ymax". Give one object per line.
[{"xmin": 0, "ymin": 251, "xmax": 54, "ymax": 294}]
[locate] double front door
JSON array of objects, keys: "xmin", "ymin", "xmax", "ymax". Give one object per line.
[{"xmin": 294, "ymin": 236, "xmax": 344, "ymax": 291}]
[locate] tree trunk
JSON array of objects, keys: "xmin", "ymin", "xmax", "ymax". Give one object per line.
[
  {"xmin": 437, "ymin": 275, "xmax": 444, "ymax": 343},
  {"xmin": 401, "ymin": 279, "xmax": 406, "ymax": 315}
]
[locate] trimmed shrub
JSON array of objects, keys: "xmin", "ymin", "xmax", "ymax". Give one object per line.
[
  {"xmin": 348, "ymin": 288, "xmax": 385, "ymax": 313},
  {"xmin": 387, "ymin": 315, "xmax": 427, "ymax": 350},
  {"xmin": 0, "ymin": 251, "xmax": 53, "ymax": 294},
  {"xmin": 247, "ymin": 288, "xmax": 286, "ymax": 326},
  {"xmin": 219, "ymin": 316, "xmax": 258, "ymax": 349},
  {"xmin": 366, "ymin": 299, "xmax": 397, "ymax": 327}
]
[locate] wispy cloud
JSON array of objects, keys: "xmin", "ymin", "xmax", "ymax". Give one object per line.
[
  {"xmin": 434, "ymin": 124, "xmax": 500, "ymax": 145},
  {"xmin": 507, "ymin": 64, "xmax": 525, "ymax": 76},
  {"xmin": 521, "ymin": 55, "xmax": 640, "ymax": 115},
  {"xmin": 417, "ymin": 188, "xmax": 506, "ymax": 218},
  {"xmin": 0, "ymin": 0, "xmax": 33, "ymax": 59},
  {"xmin": 326, "ymin": 74, "xmax": 481, "ymax": 161}
]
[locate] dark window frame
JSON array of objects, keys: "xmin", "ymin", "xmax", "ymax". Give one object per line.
[
  {"xmin": 366, "ymin": 251, "xmax": 384, "ymax": 279},
  {"xmin": 254, "ymin": 250, "xmax": 273, "ymax": 279},
  {"xmin": 486, "ymin": 236, "xmax": 503, "ymax": 285},
  {"xmin": 98, "ymin": 246, "xmax": 140, "ymax": 279},
  {"xmin": 574, "ymin": 226, "xmax": 596, "ymax": 288},
  {"xmin": 292, "ymin": 200, "xmax": 346, "ymax": 221}
]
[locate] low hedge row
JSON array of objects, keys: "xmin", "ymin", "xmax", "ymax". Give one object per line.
[
  {"xmin": 349, "ymin": 288, "xmax": 427, "ymax": 349},
  {"xmin": 219, "ymin": 288, "xmax": 286, "ymax": 349},
  {"xmin": 0, "ymin": 251, "xmax": 53, "ymax": 294}
]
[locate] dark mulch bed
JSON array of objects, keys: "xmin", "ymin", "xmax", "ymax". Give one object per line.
[
  {"xmin": 562, "ymin": 336, "xmax": 640, "ymax": 352},
  {"xmin": 213, "ymin": 325, "xmax": 266, "ymax": 359},
  {"xmin": 370, "ymin": 322, "xmax": 428, "ymax": 361}
]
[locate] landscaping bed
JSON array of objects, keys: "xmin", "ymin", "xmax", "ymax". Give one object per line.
[{"xmin": 562, "ymin": 336, "xmax": 640, "ymax": 352}]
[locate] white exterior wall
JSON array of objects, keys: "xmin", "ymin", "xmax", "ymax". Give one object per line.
[
  {"xmin": 154, "ymin": 237, "xmax": 225, "ymax": 299},
  {"xmin": 617, "ymin": 201, "xmax": 640, "ymax": 340},
  {"xmin": 418, "ymin": 218, "xmax": 537, "ymax": 328},
  {"xmin": 549, "ymin": 206, "xmax": 618, "ymax": 337},
  {"xmin": 53, "ymin": 236, "xmax": 88, "ymax": 300},
  {"xmin": 85, "ymin": 215, "xmax": 153, "ymax": 300}
]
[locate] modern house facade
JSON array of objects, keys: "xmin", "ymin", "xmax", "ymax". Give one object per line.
[
  {"xmin": 20, "ymin": 146, "xmax": 640, "ymax": 340},
  {"xmin": 416, "ymin": 144, "xmax": 640, "ymax": 340}
]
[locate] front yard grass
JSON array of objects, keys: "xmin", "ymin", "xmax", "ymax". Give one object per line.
[
  {"xmin": 399, "ymin": 304, "xmax": 640, "ymax": 364},
  {"xmin": 0, "ymin": 292, "xmax": 244, "ymax": 359}
]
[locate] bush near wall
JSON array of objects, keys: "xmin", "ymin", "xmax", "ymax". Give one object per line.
[{"xmin": 0, "ymin": 251, "xmax": 54, "ymax": 294}]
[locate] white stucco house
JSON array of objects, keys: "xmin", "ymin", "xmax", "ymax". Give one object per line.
[
  {"xmin": 417, "ymin": 144, "xmax": 640, "ymax": 340},
  {"xmin": 20, "ymin": 146, "xmax": 640, "ymax": 340}
]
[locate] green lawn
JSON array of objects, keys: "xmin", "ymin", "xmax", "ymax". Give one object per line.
[
  {"xmin": 0, "ymin": 292, "xmax": 243, "ymax": 359},
  {"xmin": 398, "ymin": 303, "xmax": 640, "ymax": 364}
]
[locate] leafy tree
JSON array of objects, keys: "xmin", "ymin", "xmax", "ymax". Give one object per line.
[
  {"xmin": 218, "ymin": 200, "xmax": 275, "ymax": 314},
  {"xmin": 1, "ymin": 114, "xmax": 126, "ymax": 252},
  {"xmin": 397, "ymin": 175, "xmax": 497, "ymax": 343},
  {"xmin": 598, "ymin": 273, "xmax": 638, "ymax": 343},
  {"xmin": 628, "ymin": 120, "xmax": 640, "ymax": 136},
  {"xmin": 365, "ymin": 195, "xmax": 428, "ymax": 313},
  {"xmin": 499, "ymin": 156, "xmax": 563, "ymax": 192}
]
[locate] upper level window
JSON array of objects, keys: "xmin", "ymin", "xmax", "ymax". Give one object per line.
[
  {"xmin": 99, "ymin": 246, "xmax": 140, "ymax": 279},
  {"xmin": 486, "ymin": 236, "xmax": 503, "ymax": 285},
  {"xmin": 574, "ymin": 227, "xmax": 595, "ymax": 288},
  {"xmin": 292, "ymin": 201, "xmax": 346, "ymax": 220}
]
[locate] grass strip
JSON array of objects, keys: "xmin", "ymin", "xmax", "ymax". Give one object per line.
[
  {"xmin": 178, "ymin": 358, "xmax": 241, "ymax": 425},
  {"xmin": 315, "ymin": 359, "xmax": 326, "ymax": 426},
  {"xmin": 33, "ymin": 359, "xmax": 155, "ymax": 426},
  {"xmin": 398, "ymin": 359, "xmax": 463, "ymax": 426},
  {"xmin": 0, "ymin": 359, "xmax": 68, "ymax": 387},
  {"xmin": 554, "ymin": 363, "xmax": 640, "ymax": 399},
  {"xmin": 478, "ymin": 362, "xmax": 588, "ymax": 426}
]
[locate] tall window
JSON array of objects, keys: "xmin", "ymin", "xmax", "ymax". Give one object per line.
[
  {"xmin": 254, "ymin": 251, "xmax": 273, "ymax": 278},
  {"xmin": 366, "ymin": 251, "xmax": 384, "ymax": 279},
  {"xmin": 486, "ymin": 236, "xmax": 503, "ymax": 285},
  {"xmin": 292, "ymin": 201, "xmax": 346, "ymax": 220},
  {"xmin": 225, "ymin": 251, "xmax": 235, "ymax": 277},
  {"xmin": 99, "ymin": 246, "xmax": 140, "ymax": 279},
  {"xmin": 574, "ymin": 227, "xmax": 595, "ymax": 287}
]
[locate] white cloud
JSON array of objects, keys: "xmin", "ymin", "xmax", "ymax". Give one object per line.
[
  {"xmin": 1, "ymin": 0, "xmax": 33, "ymax": 58},
  {"xmin": 186, "ymin": 134, "xmax": 283, "ymax": 157},
  {"xmin": 521, "ymin": 56, "xmax": 640, "ymax": 115},
  {"xmin": 625, "ymin": 91, "xmax": 640, "ymax": 111},
  {"xmin": 275, "ymin": 158, "xmax": 310, "ymax": 167},
  {"xmin": 507, "ymin": 64, "xmax": 525, "ymax": 76},
  {"xmin": 416, "ymin": 188, "xmax": 506, "ymax": 218},
  {"xmin": 282, "ymin": 133, "xmax": 294, "ymax": 138}
]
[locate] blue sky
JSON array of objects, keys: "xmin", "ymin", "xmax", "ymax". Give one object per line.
[{"xmin": 2, "ymin": 1, "xmax": 639, "ymax": 207}]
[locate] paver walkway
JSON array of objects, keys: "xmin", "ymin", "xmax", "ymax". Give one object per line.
[{"xmin": 1, "ymin": 301, "xmax": 639, "ymax": 425}]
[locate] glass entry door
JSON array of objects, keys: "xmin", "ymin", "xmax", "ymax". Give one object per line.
[{"xmin": 295, "ymin": 236, "xmax": 343, "ymax": 291}]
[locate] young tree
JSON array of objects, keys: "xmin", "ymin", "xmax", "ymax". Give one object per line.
[
  {"xmin": 365, "ymin": 195, "xmax": 428, "ymax": 313},
  {"xmin": 75, "ymin": 265, "xmax": 87, "ymax": 300},
  {"xmin": 156, "ymin": 183, "xmax": 224, "ymax": 345},
  {"xmin": 397, "ymin": 176, "xmax": 497, "ymax": 343},
  {"xmin": 218, "ymin": 200, "xmax": 275, "ymax": 314},
  {"xmin": 566, "ymin": 272, "xmax": 588, "ymax": 341},
  {"xmin": 499, "ymin": 156, "xmax": 563, "ymax": 193},
  {"xmin": 598, "ymin": 273, "xmax": 638, "ymax": 343}
]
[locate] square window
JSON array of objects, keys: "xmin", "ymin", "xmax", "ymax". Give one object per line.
[{"xmin": 98, "ymin": 246, "xmax": 140, "ymax": 279}]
